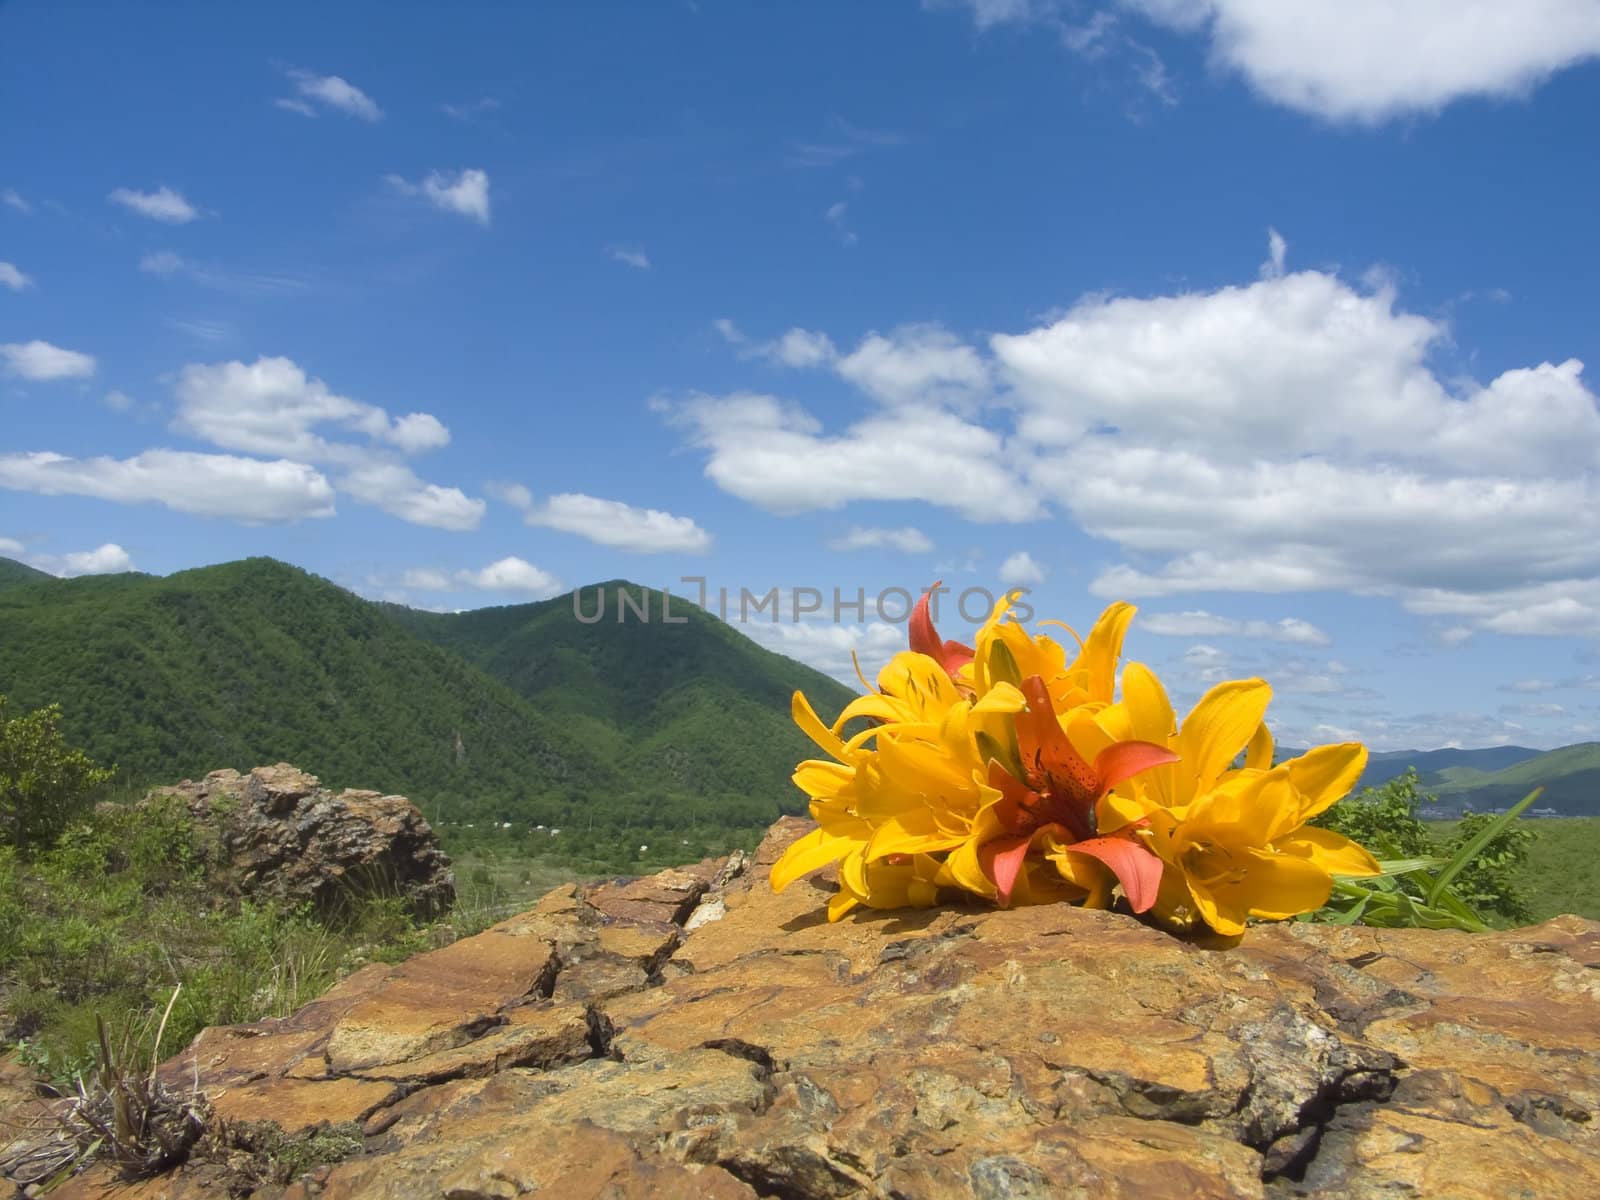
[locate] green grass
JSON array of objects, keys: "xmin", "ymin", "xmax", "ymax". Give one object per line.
[
  {"xmin": 0, "ymin": 792, "xmax": 755, "ymax": 1086},
  {"xmin": 1430, "ymin": 817, "xmax": 1600, "ymax": 923}
]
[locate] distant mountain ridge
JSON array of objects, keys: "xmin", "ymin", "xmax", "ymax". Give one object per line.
[
  {"xmin": 0, "ymin": 557, "xmax": 856, "ymax": 842},
  {"xmin": 1360, "ymin": 745, "xmax": 1546, "ymax": 788},
  {"xmin": 1287, "ymin": 741, "xmax": 1598, "ymax": 817},
  {"xmin": 0, "ymin": 557, "xmax": 53, "ymax": 591}
]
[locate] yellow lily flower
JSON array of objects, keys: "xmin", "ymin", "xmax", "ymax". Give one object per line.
[{"xmin": 1104, "ymin": 664, "xmax": 1382, "ymax": 936}]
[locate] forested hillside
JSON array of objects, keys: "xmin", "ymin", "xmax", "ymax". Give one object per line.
[{"xmin": 0, "ymin": 559, "xmax": 856, "ymax": 844}]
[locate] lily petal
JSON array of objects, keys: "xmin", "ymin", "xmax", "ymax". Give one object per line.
[
  {"xmin": 770, "ymin": 824, "xmax": 865, "ymax": 893},
  {"xmin": 1065, "ymin": 835, "xmax": 1164, "ymax": 912},
  {"xmin": 1176, "ymin": 679, "xmax": 1272, "ymax": 801},
  {"xmin": 1274, "ymin": 825, "xmax": 1382, "ymax": 878},
  {"xmin": 1244, "ymin": 720, "xmax": 1274, "ymax": 772},
  {"xmin": 910, "ymin": 582, "xmax": 975, "ymax": 677},
  {"xmin": 865, "ymin": 808, "xmax": 969, "ymax": 862},
  {"xmin": 793, "ymin": 690, "xmax": 850, "ymax": 761},
  {"xmin": 1284, "ymin": 743, "xmax": 1369, "ymax": 822},
  {"xmin": 1093, "ymin": 740, "xmax": 1181, "ymax": 791},
  {"xmin": 1071, "ymin": 602, "xmax": 1135, "ymax": 704},
  {"xmin": 981, "ymin": 835, "xmax": 1032, "ymax": 905}
]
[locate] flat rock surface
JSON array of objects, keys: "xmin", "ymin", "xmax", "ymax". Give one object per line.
[{"xmin": 22, "ymin": 818, "xmax": 1600, "ymax": 1199}]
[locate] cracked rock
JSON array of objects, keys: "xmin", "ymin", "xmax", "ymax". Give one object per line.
[{"xmin": 34, "ymin": 821, "xmax": 1600, "ymax": 1200}]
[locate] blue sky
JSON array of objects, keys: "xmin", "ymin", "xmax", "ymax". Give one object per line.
[{"xmin": 5, "ymin": 0, "xmax": 1600, "ymax": 752}]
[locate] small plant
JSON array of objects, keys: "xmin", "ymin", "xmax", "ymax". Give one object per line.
[
  {"xmin": 1313, "ymin": 770, "xmax": 1539, "ymax": 928},
  {"xmin": 1312, "ymin": 788, "xmax": 1543, "ymax": 930},
  {"xmin": 1, "ymin": 990, "xmax": 209, "ymax": 1190},
  {"xmin": 204, "ymin": 1120, "xmax": 364, "ymax": 1190}
]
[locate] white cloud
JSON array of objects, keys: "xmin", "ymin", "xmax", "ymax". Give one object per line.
[
  {"xmin": 387, "ymin": 169, "xmax": 491, "ymax": 225},
  {"xmin": 661, "ymin": 391, "xmax": 1039, "ymax": 522},
  {"xmin": 167, "ymin": 318, "xmax": 234, "ymax": 344},
  {"xmin": 60, "ymin": 544, "xmax": 135, "ymax": 576},
  {"xmin": 607, "ymin": 246, "xmax": 651, "ymax": 270},
  {"xmin": 16, "ymin": 542, "xmax": 138, "ymax": 578},
  {"xmin": 165, "ymin": 357, "xmax": 475, "ymax": 530},
  {"xmin": 524, "ymin": 493, "xmax": 712, "ymax": 554},
  {"xmin": 1, "ymin": 340, "xmax": 96, "ymax": 381},
  {"xmin": 1501, "ymin": 702, "xmax": 1567, "ymax": 719},
  {"xmin": 785, "ymin": 118, "xmax": 908, "ymax": 169},
  {"xmin": 715, "ymin": 320, "xmax": 840, "ymax": 369},
  {"xmin": 0, "ymin": 536, "xmax": 23, "ymax": 555},
  {"xmin": 139, "ymin": 251, "xmax": 185, "ymax": 276},
  {"xmin": 828, "ymin": 526, "xmax": 935, "ymax": 554},
  {"xmin": 690, "ymin": 250, "xmax": 1600, "ymax": 640},
  {"xmin": 0, "ymin": 449, "xmax": 335, "ymax": 522},
  {"xmin": 739, "ymin": 617, "xmax": 905, "ymax": 686},
  {"xmin": 402, "ymin": 567, "xmax": 452, "ymax": 590},
  {"xmin": 1140, "ymin": 609, "xmax": 1331, "ymax": 645},
  {"xmin": 457, "ymin": 556, "xmax": 563, "ymax": 597},
  {"xmin": 1174, "ymin": 642, "xmax": 1231, "ymax": 684},
  {"xmin": 1260, "ymin": 227, "xmax": 1287, "ymax": 279},
  {"xmin": 280, "ymin": 68, "xmax": 382, "ymax": 121},
  {"xmin": 442, "ymin": 96, "xmax": 501, "ymax": 120},
  {"xmin": 0, "ymin": 262, "xmax": 31, "ymax": 291},
  {"xmin": 824, "ymin": 200, "xmax": 858, "ymax": 245},
  {"xmin": 837, "ymin": 326, "xmax": 990, "ymax": 405},
  {"xmin": 137, "ymin": 250, "xmax": 308, "ymax": 296},
  {"xmin": 771, "ymin": 328, "xmax": 839, "ymax": 368},
  {"xmin": 990, "ymin": 268, "xmax": 1600, "ymax": 634},
  {"xmin": 103, "ymin": 390, "xmax": 133, "ymax": 412},
  {"xmin": 107, "ymin": 186, "xmax": 199, "ymax": 224},
  {"xmin": 488, "ymin": 482, "xmax": 534, "ymax": 511},
  {"xmin": 338, "ymin": 463, "xmax": 485, "ymax": 531},
  {"xmin": 1, "ymin": 188, "xmax": 29, "ymax": 214},
  {"xmin": 1499, "ymin": 678, "xmax": 1558, "ymax": 694},
  {"xmin": 724, "ymin": 320, "xmax": 988, "ymax": 406},
  {"xmin": 385, "ymin": 412, "xmax": 451, "ymax": 454},
  {"xmin": 1125, "ymin": 0, "xmax": 1600, "ymax": 123},
  {"xmin": 924, "ymin": 0, "xmax": 1044, "ymax": 31},
  {"xmin": 173, "ymin": 356, "xmax": 450, "ymax": 463},
  {"xmin": 998, "ymin": 550, "xmax": 1046, "ymax": 586}
]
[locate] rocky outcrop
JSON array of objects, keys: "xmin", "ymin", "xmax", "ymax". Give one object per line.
[
  {"xmin": 144, "ymin": 764, "xmax": 454, "ymax": 918},
  {"xmin": 32, "ymin": 818, "xmax": 1600, "ymax": 1198}
]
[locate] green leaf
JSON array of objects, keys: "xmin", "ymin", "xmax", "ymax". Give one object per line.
[
  {"xmin": 1426, "ymin": 788, "xmax": 1543, "ymax": 906},
  {"xmin": 1364, "ymin": 856, "xmax": 1449, "ymax": 877}
]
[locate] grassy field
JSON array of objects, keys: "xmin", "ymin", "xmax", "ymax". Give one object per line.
[
  {"xmin": 446, "ymin": 849, "xmax": 607, "ymax": 933},
  {"xmin": 1429, "ymin": 816, "xmax": 1600, "ymax": 923}
]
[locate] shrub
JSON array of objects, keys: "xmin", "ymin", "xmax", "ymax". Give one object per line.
[
  {"xmin": 1314, "ymin": 768, "xmax": 1537, "ymax": 927},
  {"xmin": 1440, "ymin": 810, "xmax": 1534, "ymax": 924},
  {"xmin": 1315, "ymin": 768, "xmax": 1434, "ymax": 860},
  {"xmin": 0, "ymin": 695, "xmax": 115, "ymax": 857}
]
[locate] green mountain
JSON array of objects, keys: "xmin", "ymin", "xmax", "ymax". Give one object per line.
[
  {"xmin": 385, "ymin": 582, "xmax": 857, "ymax": 825},
  {"xmin": 1424, "ymin": 743, "xmax": 1600, "ymax": 816},
  {"xmin": 0, "ymin": 558, "xmax": 855, "ymax": 840},
  {"xmin": 0, "ymin": 557, "xmax": 54, "ymax": 592},
  {"xmin": 1360, "ymin": 745, "xmax": 1544, "ymax": 789}
]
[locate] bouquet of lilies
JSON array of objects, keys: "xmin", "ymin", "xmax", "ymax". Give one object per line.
[{"xmin": 771, "ymin": 587, "xmax": 1385, "ymax": 938}]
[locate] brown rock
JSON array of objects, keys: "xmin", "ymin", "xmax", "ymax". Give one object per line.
[
  {"xmin": 31, "ymin": 820, "xmax": 1600, "ymax": 1199},
  {"xmin": 143, "ymin": 763, "xmax": 454, "ymax": 917}
]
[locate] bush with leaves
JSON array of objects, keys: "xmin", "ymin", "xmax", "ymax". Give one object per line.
[
  {"xmin": 1314, "ymin": 768, "xmax": 1434, "ymax": 861},
  {"xmin": 0, "ymin": 694, "xmax": 115, "ymax": 857},
  {"xmin": 1313, "ymin": 768, "xmax": 1539, "ymax": 929},
  {"xmin": 1439, "ymin": 810, "xmax": 1534, "ymax": 924}
]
